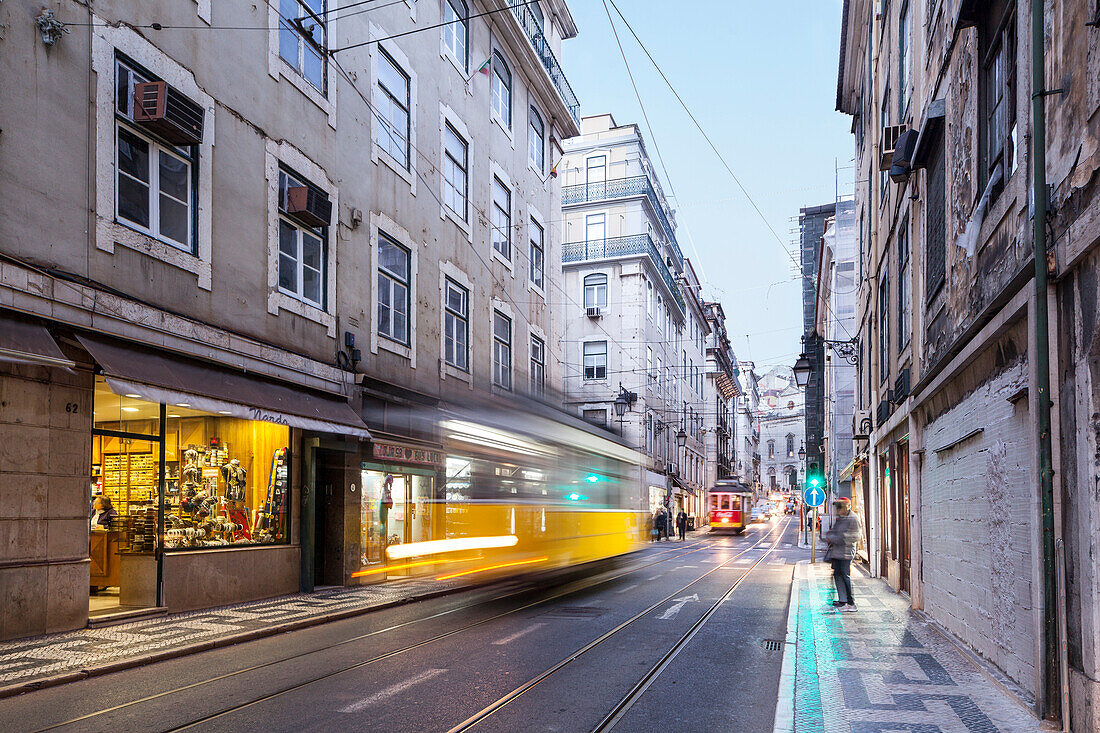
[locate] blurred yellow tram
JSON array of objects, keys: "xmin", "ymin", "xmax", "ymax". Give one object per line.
[{"xmin": 354, "ymin": 400, "xmax": 650, "ymax": 584}]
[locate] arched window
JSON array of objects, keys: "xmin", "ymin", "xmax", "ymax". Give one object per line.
[
  {"xmin": 767, "ymin": 439, "xmax": 775, "ymax": 459},
  {"xmin": 786, "ymin": 466, "xmax": 798, "ymax": 488},
  {"xmin": 491, "ymin": 51, "xmax": 512, "ymax": 128},
  {"xmin": 583, "ymin": 273, "xmax": 608, "ymax": 310},
  {"xmin": 442, "ymin": 0, "xmax": 468, "ymax": 71},
  {"xmin": 786, "ymin": 434, "xmax": 794, "ymax": 457},
  {"xmin": 528, "ymin": 106, "xmax": 545, "ymax": 172}
]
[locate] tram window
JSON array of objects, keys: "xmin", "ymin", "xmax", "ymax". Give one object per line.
[
  {"xmin": 710, "ymin": 495, "xmax": 718, "ymax": 510},
  {"xmin": 720, "ymin": 495, "xmax": 730, "ymax": 510},
  {"xmin": 731, "ymin": 496, "xmax": 741, "ymax": 510}
]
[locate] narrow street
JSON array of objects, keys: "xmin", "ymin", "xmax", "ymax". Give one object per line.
[{"xmin": 0, "ymin": 521, "xmax": 799, "ymax": 732}]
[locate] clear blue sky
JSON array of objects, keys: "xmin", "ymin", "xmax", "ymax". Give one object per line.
[{"xmin": 561, "ymin": 0, "xmax": 854, "ymax": 370}]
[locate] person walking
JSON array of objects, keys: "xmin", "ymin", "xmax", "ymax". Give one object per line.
[
  {"xmin": 824, "ymin": 496, "xmax": 861, "ymax": 611},
  {"xmin": 675, "ymin": 509, "xmax": 688, "ymax": 541},
  {"xmin": 652, "ymin": 507, "xmax": 665, "ymax": 542}
]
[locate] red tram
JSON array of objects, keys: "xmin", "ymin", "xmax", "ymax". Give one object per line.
[{"xmin": 707, "ymin": 481, "xmax": 753, "ymax": 534}]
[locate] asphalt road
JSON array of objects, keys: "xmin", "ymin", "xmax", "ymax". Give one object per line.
[{"xmin": 0, "ymin": 516, "xmax": 804, "ymax": 733}]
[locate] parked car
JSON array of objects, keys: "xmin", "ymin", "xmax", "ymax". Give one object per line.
[{"xmin": 749, "ymin": 505, "xmax": 768, "ymax": 523}]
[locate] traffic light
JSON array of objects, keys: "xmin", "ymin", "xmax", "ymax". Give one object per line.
[{"xmin": 807, "ymin": 461, "xmax": 824, "ymax": 491}]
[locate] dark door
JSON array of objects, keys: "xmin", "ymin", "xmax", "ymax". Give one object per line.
[
  {"xmin": 314, "ymin": 450, "xmax": 346, "ymax": 587},
  {"xmin": 896, "ymin": 441, "xmax": 911, "ymax": 593}
]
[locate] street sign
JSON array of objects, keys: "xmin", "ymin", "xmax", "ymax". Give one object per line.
[{"xmin": 803, "ymin": 485, "xmax": 826, "ymax": 508}]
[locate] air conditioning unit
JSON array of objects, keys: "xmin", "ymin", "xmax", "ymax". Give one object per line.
[
  {"xmin": 879, "ymin": 124, "xmax": 908, "ymax": 171},
  {"xmin": 876, "ymin": 396, "xmax": 893, "ymax": 426},
  {"xmin": 132, "ymin": 81, "xmax": 205, "ymax": 146},
  {"xmin": 586, "ymin": 306, "xmax": 602, "ymax": 318},
  {"xmin": 285, "ymin": 186, "xmax": 333, "ymax": 228},
  {"xmin": 853, "ymin": 409, "xmax": 872, "ymax": 439},
  {"xmin": 666, "ymin": 462, "xmax": 678, "ymax": 476},
  {"xmin": 893, "ymin": 368, "xmax": 911, "ymax": 403}
]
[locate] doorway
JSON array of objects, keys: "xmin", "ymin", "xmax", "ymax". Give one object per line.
[
  {"xmin": 314, "ymin": 449, "xmax": 346, "ymax": 588},
  {"xmin": 896, "ymin": 441, "xmax": 911, "ymax": 594}
]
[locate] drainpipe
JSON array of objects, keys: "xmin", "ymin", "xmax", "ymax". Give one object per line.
[{"xmin": 1029, "ymin": 0, "xmax": 1060, "ymax": 724}]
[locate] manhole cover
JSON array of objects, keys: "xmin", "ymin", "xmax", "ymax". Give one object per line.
[
  {"xmin": 762, "ymin": 639, "xmax": 783, "ymax": 651},
  {"xmin": 544, "ymin": 606, "xmax": 606, "ymax": 619}
]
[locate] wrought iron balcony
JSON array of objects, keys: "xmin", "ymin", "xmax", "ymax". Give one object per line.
[
  {"xmin": 509, "ymin": 2, "xmax": 580, "ymax": 127},
  {"xmin": 561, "ymin": 175, "xmax": 684, "ymax": 270},
  {"xmin": 562, "ymin": 234, "xmax": 685, "ymax": 313}
]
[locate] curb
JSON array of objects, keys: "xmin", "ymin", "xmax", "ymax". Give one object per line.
[
  {"xmin": 0, "ymin": 584, "xmax": 468, "ymax": 701},
  {"xmin": 772, "ymin": 560, "xmax": 804, "ymax": 733}
]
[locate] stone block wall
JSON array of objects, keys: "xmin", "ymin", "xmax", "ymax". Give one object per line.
[{"xmin": 0, "ymin": 362, "xmax": 92, "ymax": 640}]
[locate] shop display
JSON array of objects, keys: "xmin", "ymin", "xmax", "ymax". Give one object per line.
[{"xmin": 254, "ymin": 448, "xmax": 288, "ymax": 543}]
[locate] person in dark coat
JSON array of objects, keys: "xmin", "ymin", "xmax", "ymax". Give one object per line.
[
  {"xmin": 652, "ymin": 508, "xmax": 665, "ymax": 542},
  {"xmin": 824, "ymin": 497, "xmax": 861, "ymax": 611},
  {"xmin": 675, "ymin": 509, "xmax": 688, "ymax": 541}
]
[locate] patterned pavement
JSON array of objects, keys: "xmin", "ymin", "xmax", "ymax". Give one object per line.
[
  {"xmin": 0, "ymin": 577, "xmax": 461, "ymax": 690},
  {"xmin": 785, "ymin": 562, "xmax": 1043, "ymax": 733}
]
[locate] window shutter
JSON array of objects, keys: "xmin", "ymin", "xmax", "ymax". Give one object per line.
[{"xmin": 925, "ymin": 141, "xmax": 946, "ymax": 300}]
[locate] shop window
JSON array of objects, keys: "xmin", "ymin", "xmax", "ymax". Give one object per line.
[{"xmin": 359, "ymin": 466, "xmax": 436, "ymax": 570}]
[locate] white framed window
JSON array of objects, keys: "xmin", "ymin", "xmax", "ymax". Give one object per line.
[
  {"xmin": 583, "ymin": 341, "xmax": 607, "ymax": 381},
  {"xmin": 656, "ymin": 296, "xmax": 664, "ymax": 333},
  {"xmin": 443, "ymin": 122, "xmax": 468, "ymax": 221},
  {"xmin": 647, "ymin": 280, "xmax": 653, "ymax": 318},
  {"xmin": 377, "ymin": 233, "xmax": 411, "ymax": 345},
  {"xmin": 442, "ymin": 0, "xmax": 468, "ymax": 72},
  {"xmin": 493, "ymin": 310, "xmax": 512, "ymax": 390},
  {"xmin": 491, "ymin": 51, "xmax": 512, "ymax": 128},
  {"xmin": 657, "ymin": 356, "xmax": 664, "ymax": 395},
  {"xmin": 586, "ymin": 155, "xmax": 607, "ymax": 185},
  {"xmin": 444, "ymin": 277, "xmax": 469, "ymax": 371},
  {"xmin": 584, "ymin": 273, "xmax": 608, "ymax": 310},
  {"xmin": 529, "ymin": 219, "xmax": 544, "ymax": 289},
  {"xmin": 277, "ymin": 169, "xmax": 327, "ymax": 309},
  {"xmin": 375, "ymin": 48, "xmax": 411, "ymax": 169},
  {"xmin": 528, "ymin": 106, "xmax": 545, "ymax": 172},
  {"xmin": 492, "ymin": 176, "xmax": 512, "ymax": 260},
  {"xmin": 585, "ymin": 212, "xmax": 606, "ymax": 243},
  {"xmin": 114, "ymin": 57, "xmax": 196, "ymax": 254},
  {"xmin": 647, "ymin": 346, "xmax": 654, "ymax": 380},
  {"xmin": 530, "ymin": 335, "xmax": 546, "ymax": 394},
  {"xmin": 279, "ymin": 0, "xmax": 326, "ymax": 93}
]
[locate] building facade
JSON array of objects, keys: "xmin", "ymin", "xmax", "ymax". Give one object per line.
[
  {"xmin": 837, "ymin": 0, "xmax": 1100, "ymax": 728},
  {"xmin": 703, "ymin": 302, "xmax": 739, "ymax": 491},
  {"xmin": 733, "ymin": 362, "xmax": 762, "ymax": 493},
  {"xmin": 757, "ymin": 367, "xmax": 805, "ymax": 494},
  {"xmin": 0, "ymin": 0, "xmax": 579, "ymax": 640},
  {"xmin": 799, "ymin": 204, "xmax": 834, "ymax": 492},
  {"xmin": 559, "ymin": 113, "xmax": 710, "ymax": 521}
]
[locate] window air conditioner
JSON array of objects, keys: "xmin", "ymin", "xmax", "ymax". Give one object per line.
[
  {"xmin": 586, "ymin": 306, "xmax": 602, "ymax": 318},
  {"xmin": 132, "ymin": 81, "xmax": 205, "ymax": 146},
  {"xmin": 879, "ymin": 124, "xmax": 908, "ymax": 171},
  {"xmin": 666, "ymin": 462, "xmax": 678, "ymax": 476},
  {"xmin": 285, "ymin": 186, "xmax": 333, "ymax": 228}
]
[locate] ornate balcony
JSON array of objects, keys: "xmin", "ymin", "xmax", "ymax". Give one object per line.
[
  {"xmin": 562, "ymin": 233, "xmax": 685, "ymax": 313},
  {"xmin": 510, "ymin": 2, "xmax": 580, "ymax": 127},
  {"xmin": 560, "ymin": 175, "xmax": 684, "ymax": 270}
]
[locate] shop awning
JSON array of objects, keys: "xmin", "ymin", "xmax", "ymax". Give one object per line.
[
  {"xmin": 0, "ymin": 312, "xmax": 75, "ymax": 369},
  {"xmin": 77, "ymin": 334, "xmax": 371, "ymax": 439}
]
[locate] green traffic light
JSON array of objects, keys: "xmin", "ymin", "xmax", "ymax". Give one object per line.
[{"xmin": 809, "ymin": 477, "xmax": 820, "ymax": 487}]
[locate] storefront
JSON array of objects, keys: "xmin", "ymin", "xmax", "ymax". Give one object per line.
[{"xmin": 79, "ymin": 333, "xmax": 371, "ymax": 617}]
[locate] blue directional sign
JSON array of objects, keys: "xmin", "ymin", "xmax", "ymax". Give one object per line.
[{"xmin": 803, "ymin": 485, "xmax": 826, "ymax": 508}]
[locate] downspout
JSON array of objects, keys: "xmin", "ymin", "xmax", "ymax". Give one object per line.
[{"xmin": 1028, "ymin": 0, "xmax": 1060, "ymax": 724}]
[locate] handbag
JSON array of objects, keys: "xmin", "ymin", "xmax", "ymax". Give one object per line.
[{"xmin": 651, "ymin": 528, "xmax": 659, "ymax": 537}]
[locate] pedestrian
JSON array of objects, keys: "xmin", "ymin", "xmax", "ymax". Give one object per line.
[
  {"xmin": 651, "ymin": 507, "xmax": 664, "ymax": 542},
  {"xmin": 89, "ymin": 495, "xmax": 117, "ymax": 530},
  {"xmin": 676, "ymin": 509, "xmax": 688, "ymax": 541},
  {"xmin": 824, "ymin": 497, "xmax": 861, "ymax": 611}
]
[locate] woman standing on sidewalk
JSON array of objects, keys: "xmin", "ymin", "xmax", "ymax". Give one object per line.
[{"xmin": 824, "ymin": 497, "xmax": 861, "ymax": 611}]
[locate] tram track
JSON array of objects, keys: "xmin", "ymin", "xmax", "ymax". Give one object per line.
[
  {"xmin": 30, "ymin": 531, "xmax": 736, "ymax": 732},
  {"xmin": 445, "ymin": 518, "xmax": 792, "ymax": 733}
]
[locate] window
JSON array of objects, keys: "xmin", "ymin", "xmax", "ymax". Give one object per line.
[
  {"xmin": 493, "ymin": 310, "xmax": 512, "ymax": 390},
  {"xmin": 768, "ymin": 440, "xmax": 775, "ymax": 459},
  {"xmin": 529, "ymin": 107, "xmax": 545, "ymax": 172},
  {"xmin": 442, "ymin": 0, "xmax": 468, "ymax": 71},
  {"xmin": 880, "ymin": 86, "xmax": 890, "ymax": 200},
  {"xmin": 277, "ymin": 169, "xmax": 326, "ymax": 308},
  {"xmin": 657, "ymin": 356, "xmax": 664, "ymax": 394},
  {"xmin": 279, "ymin": 0, "xmax": 326, "ymax": 92},
  {"xmin": 583, "ymin": 409, "xmax": 607, "ymax": 428},
  {"xmin": 375, "ymin": 49, "xmax": 411, "ymax": 169},
  {"xmin": 530, "ymin": 335, "xmax": 545, "ymax": 394},
  {"xmin": 529, "ymin": 219, "xmax": 545, "ymax": 289},
  {"xmin": 444, "ymin": 278, "xmax": 468, "ymax": 371},
  {"xmin": 377, "ymin": 234, "xmax": 411, "ymax": 344},
  {"xmin": 585, "ymin": 213, "xmax": 606, "ymax": 243},
  {"xmin": 490, "ymin": 51, "xmax": 512, "ymax": 128},
  {"xmin": 583, "ymin": 341, "xmax": 608, "ymax": 381},
  {"xmin": 492, "ymin": 177, "xmax": 511, "ymax": 260},
  {"xmin": 586, "ymin": 155, "xmax": 607, "ymax": 186},
  {"xmin": 647, "ymin": 281, "xmax": 653, "ymax": 318},
  {"xmin": 529, "ymin": 0, "xmax": 545, "ymax": 30},
  {"xmin": 979, "ymin": 0, "xmax": 1017, "ymax": 198},
  {"xmin": 584, "ymin": 273, "xmax": 608, "ymax": 311},
  {"xmin": 925, "ymin": 139, "xmax": 946, "ymax": 299},
  {"xmin": 115, "ymin": 58, "xmax": 196, "ymax": 253},
  {"xmin": 898, "ymin": 1, "xmax": 910, "ymax": 117},
  {"xmin": 878, "ymin": 266, "xmax": 890, "ymax": 384},
  {"xmin": 786, "ymin": 434, "xmax": 795, "ymax": 457},
  {"xmin": 647, "ymin": 347, "xmax": 654, "ymax": 380},
  {"xmin": 898, "ymin": 217, "xmax": 911, "ymax": 348},
  {"xmin": 656, "ymin": 297, "xmax": 664, "ymax": 334},
  {"xmin": 443, "ymin": 123, "xmax": 468, "ymax": 220}
]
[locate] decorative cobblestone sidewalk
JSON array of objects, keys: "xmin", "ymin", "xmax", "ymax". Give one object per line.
[
  {"xmin": 779, "ymin": 561, "xmax": 1043, "ymax": 733},
  {"xmin": 0, "ymin": 577, "xmax": 463, "ymax": 696}
]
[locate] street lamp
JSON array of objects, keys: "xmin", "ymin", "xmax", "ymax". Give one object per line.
[
  {"xmin": 613, "ymin": 393, "xmax": 629, "ymax": 418},
  {"xmin": 676, "ymin": 428, "xmax": 688, "ymax": 448},
  {"xmin": 792, "ymin": 353, "xmax": 812, "ymax": 388},
  {"xmin": 797, "ymin": 445, "xmax": 806, "ymax": 461}
]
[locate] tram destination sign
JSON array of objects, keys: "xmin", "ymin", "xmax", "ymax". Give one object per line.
[{"xmin": 372, "ymin": 441, "xmax": 444, "ymax": 466}]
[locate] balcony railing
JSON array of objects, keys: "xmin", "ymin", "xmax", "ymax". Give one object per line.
[
  {"xmin": 560, "ymin": 176, "xmax": 684, "ymax": 269},
  {"xmin": 562, "ymin": 234, "xmax": 685, "ymax": 313},
  {"xmin": 509, "ymin": 2, "xmax": 580, "ymax": 127}
]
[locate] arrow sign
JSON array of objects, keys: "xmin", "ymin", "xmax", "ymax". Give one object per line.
[
  {"xmin": 803, "ymin": 486, "xmax": 826, "ymax": 508},
  {"xmin": 658, "ymin": 594, "xmax": 699, "ymax": 620}
]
